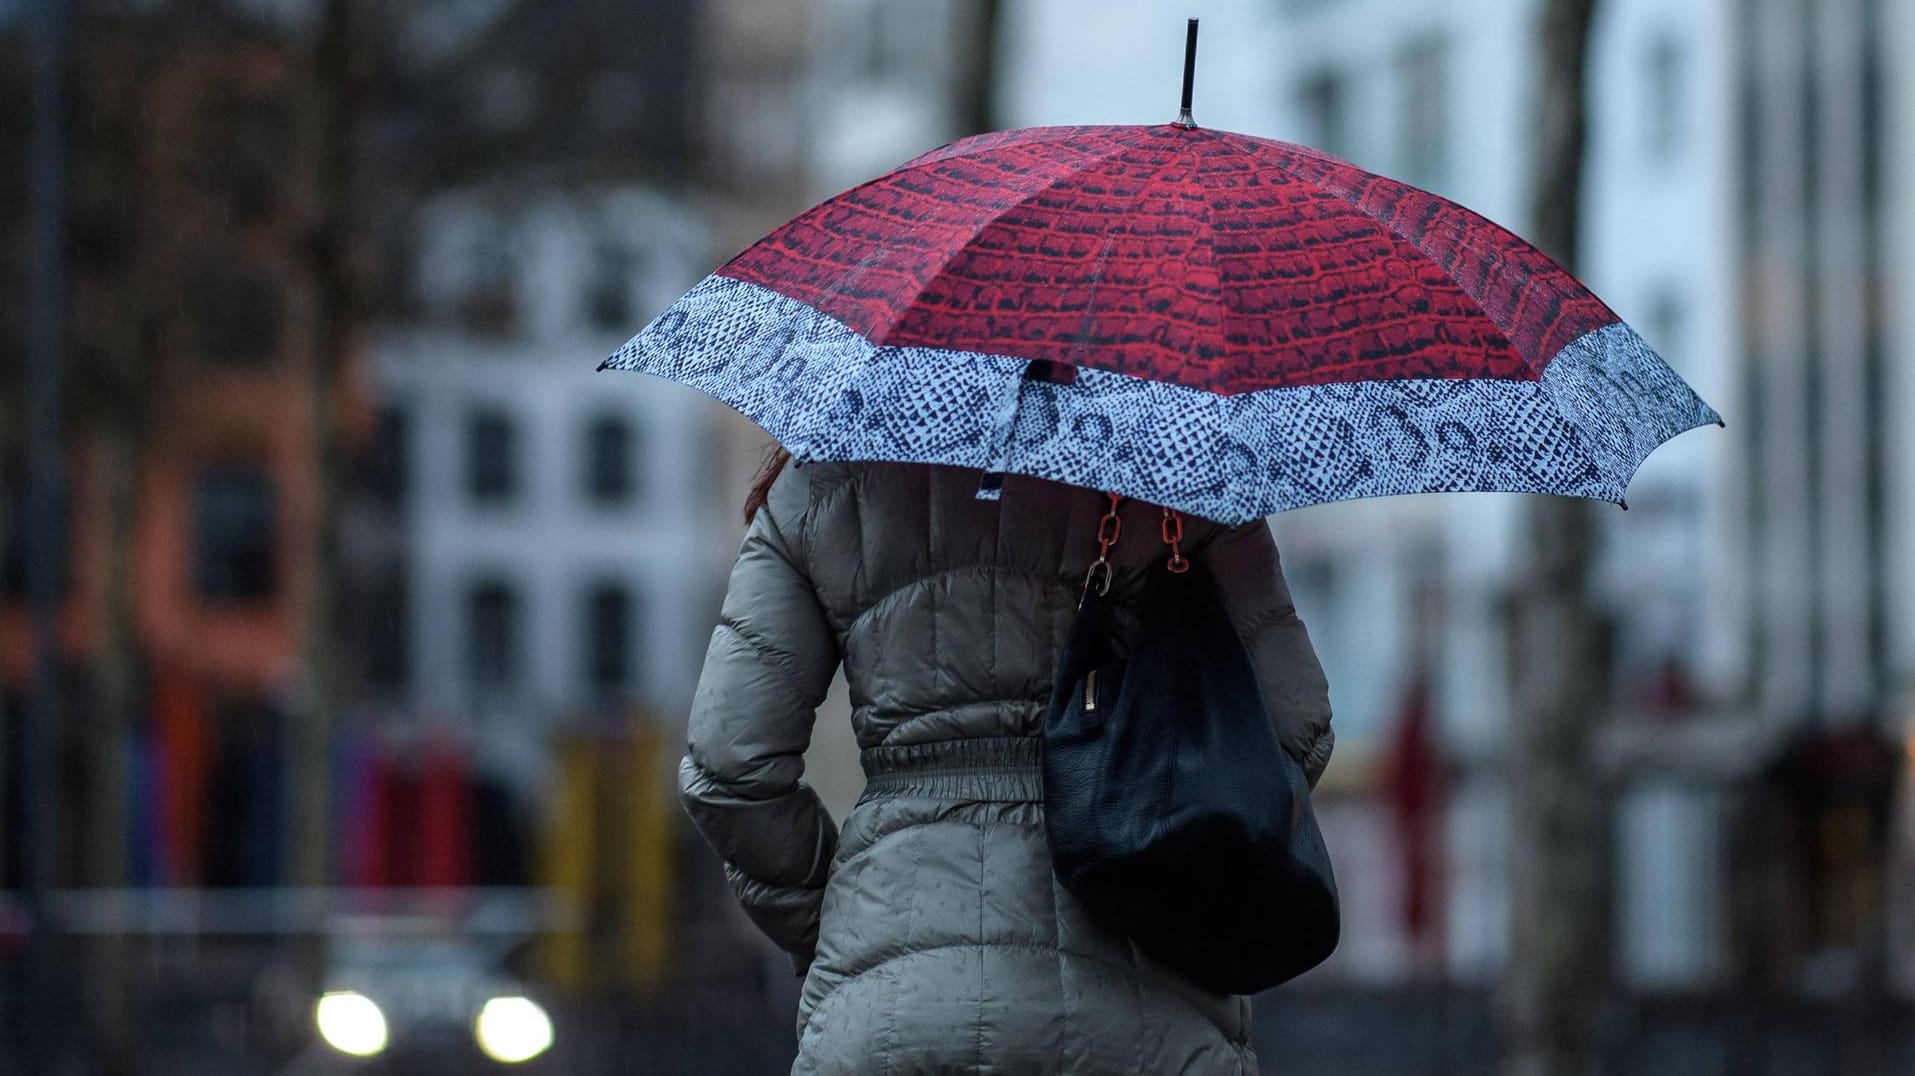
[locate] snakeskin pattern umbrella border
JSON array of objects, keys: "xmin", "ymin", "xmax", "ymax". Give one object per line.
[{"xmin": 600, "ymin": 124, "xmax": 1721, "ymax": 524}]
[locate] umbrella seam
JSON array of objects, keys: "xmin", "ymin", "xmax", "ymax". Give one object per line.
[
  {"xmin": 1213, "ymin": 132, "xmax": 1610, "ymax": 490},
  {"xmin": 816, "ymin": 135, "xmax": 1143, "ymax": 474},
  {"xmin": 848, "ymin": 135, "xmax": 1140, "ymax": 345},
  {"xmin": 1202, "ymin": 130, "xmax": 1532, "ymax": 364},
  {"xmin": 1186, "ymin": 152, "xmax": 1279, "ymax": 512}
]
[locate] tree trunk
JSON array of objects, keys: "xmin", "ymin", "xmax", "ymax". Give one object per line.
[
  {"xmin": 956, "ymin": 0, "xmax": 1003, "ymax": 136},
  {"xmin": 85, "ymin": 422, "xmax": 140, "ymax": 1076},
  {"xmin": 289, "ymin": 0, "xmax": 360, "ymax": 889},
  {"xmin": 0, "ymin": 469, "xmax": 10, "ymax": 884},
  {"xmin": 1504, "ymin": 1, "xmax": 1607, "ymax": 1075}
]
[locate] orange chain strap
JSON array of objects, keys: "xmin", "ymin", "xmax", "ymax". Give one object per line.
[
  {"xmin": 1084, "ymin": 495, "xmax": 1190, "ymax": 601},
  {"xmin": 1161, "ymin": 507, "xmax": 1189, "ymax": 573},
  {"xmin": 1082, "ymin": 492, "xmax": 1125, "ymax": 599}
]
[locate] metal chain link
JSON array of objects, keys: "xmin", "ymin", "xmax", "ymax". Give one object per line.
[
  {"xmin": 1161, "ymin": 507, "xmax": 1189, "ymax": 574},
  {"xmin": 1082, "ymin": 492, "xmax": 1124, "ymax": 599},
  {"xmin": 1082, "ymin": 496, "xmax": 1190, "ymax": 600}
]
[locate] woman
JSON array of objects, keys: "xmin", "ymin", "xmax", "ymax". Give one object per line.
[{"xmin": 680, "ymin": 450, "xmax": 1334, "ymax": 1075}]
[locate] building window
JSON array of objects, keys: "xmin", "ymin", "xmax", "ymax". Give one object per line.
[
  {"xmin": 1, "ymin": 473, "xmax": 71, "ymax": 601},
  {"xmin": 186, "ymin": 265, "xmax": 284, "ymax": 366},
  {"xmin": 195, "ymin": 467, "xmax": 277, "ymax": 602},
  {"xmin": 1617, "ymin": 782, "xmax": 1724, "ymax": 987},
  {"xmin": 362, "ymin": 567, "xmax": 410, "ymax": 692},
  {"xmin": 1, "ymin": 477, "xmax": 23, "ymax": 599},
  {"xmin": 583, "ymin": 583, "xmax": 633, "ymax": 696},
  {"xmin": 850, "ymin": 0, "xmax": 914, "ymax": 81},
  {"xmin": 1297, "ymin": 68, "xmax": 1352, "ymax": 161},
  {"xmin": 1396, "ymin": 35, "xmax": 1451, "ymax": 193},
  {"xmin": 466, "ymin": 580, "xmax": 520, "ymax": 689},
  {"xmin": 585, "ymin": 243, "xmax": 636, "ymax": 332},
  {"xmin": 587, "ymin": 68, "xmax": 645, "ymax": 135},
  {"xmin": 2, "ymin": 470, "xmax": 75, "ymax": 605},
  {"xmin": 1645, "ymin": 289, "xmax": 1687, "ymax": 368},
  {"xmin": 471, "ymin": 63, "xmax": 540, "ymax": 133},
  {"xmin": 1645, "ymin": 32, "xmax": 1687, "ymax": 162},
  {"xmin": 362, "ymin": 405, "xmax": 410, "ymax": 510},
  {"xmin": 466, "ymin": 409, "xmax": 518, "ymax": 503},
  {"xmin": 193, "ymin": 86, "xmax": 294, "ymax": 225},
  {"xmin": 1284, "ymin": 554, "xmax": 1339, "ymax": 650},
  {"xmin": 583, "ymin": 415, "xmax": 634, "ymax": 504},
  {"xmin": 461, "ymin": 227, "xmax": 519, "ymax": 336}
]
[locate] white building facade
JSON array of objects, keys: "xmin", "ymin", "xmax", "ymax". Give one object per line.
[
  {"xmin": 998, "ymin": 0, "xmax": 1749, "ymax": 990},
  {"xmin": 782, "ymin": 0, "xmax": 992, "ymax": 823},
  {"xmin": 368, "ymin": 186, "xmax": 726, "ymax": 785}
]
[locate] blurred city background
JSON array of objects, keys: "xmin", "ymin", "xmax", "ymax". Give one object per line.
[{"xmin": 1, "ymin": 0, "xmax": 1912, "ymax": 1072}]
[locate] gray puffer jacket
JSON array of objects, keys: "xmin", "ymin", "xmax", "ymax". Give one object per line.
[{"xmin": 680, "ymin": 460, "xmax": 1333, "ymax": 1075}]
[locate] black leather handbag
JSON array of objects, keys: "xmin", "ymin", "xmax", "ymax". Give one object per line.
[{"xmin": 1042, "ymin": 499, "xmax": 1339, "ymax": 996}]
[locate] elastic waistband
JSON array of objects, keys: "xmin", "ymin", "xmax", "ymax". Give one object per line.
[{"xmin": 859, "ymin": 736, "xmax": 1044, "ymax": 803}]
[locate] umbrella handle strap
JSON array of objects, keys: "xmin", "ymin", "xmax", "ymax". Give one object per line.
[{"xmin": 977, "ymin": 361, "xmax": 1080, "ymax": 502}]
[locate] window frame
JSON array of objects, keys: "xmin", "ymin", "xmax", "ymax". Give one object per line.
[
  {"xmin": 192, "ymin": 464, "xmax": 279, "ymax": 605},
  {"xmin": 581, "ymin": 580, "xmax": 636, "ymax": 698},
  {"xmin": 582, "ymin": 414, "xmax": 635, "ymax": 505},
  {"xmin": 466, "ymin": 408, "xmax": 520, "ymax": 505},
  {"xmin": 465, "ymin": 577, "xmax": 521, "ymax": 690}
]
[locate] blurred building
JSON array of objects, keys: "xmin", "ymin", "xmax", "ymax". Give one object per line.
[
  {"xmin": 1226, "ymin": 0, "xmax": 1551, "ymax": 986},
  {"xmin": 367, "ymin": 186, "xmax": 716, "ymax": 777},
  {"xmin": 799, "ymin": 0, "xmax": 979, "ymax": 198},
  {"xmin": 1715, "ymin": 0, "xmax": 1912, "ymax": 1003},
  {"xmin": 696, "ymin": 0, "xmax": 818, "ymax": 253},
  {"xmin": 690, "ymin": 0, "xmax": 1000, "ymax": 829},
  {"xmin": 999, "ymin": 0, "xmax": 1566, "ymax": 987},
  {"xmin": 1890, "ymin": 0, "xmax": 1915, "ymax": 1000},
  {"xmin": 0, "ymin": 3, "xmax": 366, "ymax": 890},
  {"xmin": 2, "ymin": 0, "xmax": 1908, "ymax": 1070},
  {"xmin": 999, "ymin": 0, "xmax": 1914, "ymax": 1025},
  {"xmin": 364, "ymin": 0, "xmax": 1003, "ymax": 1027},
  {"xmin": 356, "ymin": 0, "xmax": 749, "ymax": 1003},
  {"xmin": 1581, "ymin": 0, "xmax": 1742, "ymax": 994}
]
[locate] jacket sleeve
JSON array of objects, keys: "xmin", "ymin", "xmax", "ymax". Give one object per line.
[
  {"xmin": 1200, "ymin": 519, "xmax": 1336, "ymax": 787},
  {"xmin": 678, "ymin": 469, "xmax": 841, "ymax": 975}
]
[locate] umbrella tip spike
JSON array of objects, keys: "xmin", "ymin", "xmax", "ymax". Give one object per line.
[
  {"xmin": 1619, "ymin": 499, "xmax": 1630, "ymax": 511},
  {"xmin": 1176, "ymin": 17, "xmax": 1199, "ymax": 129}
]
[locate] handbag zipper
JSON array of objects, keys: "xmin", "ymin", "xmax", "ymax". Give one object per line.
[{"xmin": 1083, "ymin": 670, "xmax": 1098, "ymax": 713}]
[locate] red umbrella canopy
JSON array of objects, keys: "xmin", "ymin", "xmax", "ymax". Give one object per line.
[
  {"xmin": 602, "ymin": 121, "xmax": 1719, "ymax": 523},
  {"xmin": 726, "ymin": 124, "xmax": 1611, "ymax": 396}
]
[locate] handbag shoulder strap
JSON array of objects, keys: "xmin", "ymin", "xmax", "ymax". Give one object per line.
[
  {"xmin": 1081, "ymin": 494, "xmax": 1191, "ymax": 603},
  {"xmin": 1159, "ymin": 507, "xmax": 1190, "ymax": 575},
  {"xmin": 1082, "ymin": 493, "xmax": 1126, "ymax": 601}
]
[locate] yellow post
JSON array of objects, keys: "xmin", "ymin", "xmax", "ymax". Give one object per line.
[
  {"xmin": 537, "ymin": 732, "xmax": 596, "ymax": 989},
  {"xmin": 618, "ymin": 712, "xmax": 675, "ymax": 990}
]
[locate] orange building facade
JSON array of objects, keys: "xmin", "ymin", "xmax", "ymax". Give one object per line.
[{"xmin": 2, "ymin": 18, "xmax": 370, "ymax": 889}]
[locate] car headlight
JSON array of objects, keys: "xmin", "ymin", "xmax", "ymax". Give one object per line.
[
  {"xmin": 474, "ymin": 995, "xmax": 554, "ymax": 1064},
  {"xmin": 315, "ymin": 991, "xmax": 389, "ymax": 1057}
]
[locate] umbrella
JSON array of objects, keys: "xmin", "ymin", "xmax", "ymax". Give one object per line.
[{"xmin": 600, "ymin": 21, "xmax": 1720, "ymax": 525}]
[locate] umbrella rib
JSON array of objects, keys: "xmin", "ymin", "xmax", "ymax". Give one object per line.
[
  {"xmin": 1204, "ymin": 131, "xmax": 1527, "ymax": 365},
  {"xmin": 1197, "ymin": 130, "xmax": 1611, "ymax": 488},
  {"xmin": 892, "ymin": 124, "xmax": 1117, "ymax": 174},
  {"xmin": 1184, "ymin": 143, "xmax": 1258, "ymax": 392},
  {"xmin": 861, "ymin": 137, "xmax": 1142, "ymax": 347},
  {"xmin": 786, "ymin": 137, "xmax": 1142, "ymax": 462}
]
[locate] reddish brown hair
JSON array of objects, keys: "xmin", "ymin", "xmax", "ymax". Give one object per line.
[{"xmin": 743, "ymin": 444, "xmax": 792, "ymax": 525}]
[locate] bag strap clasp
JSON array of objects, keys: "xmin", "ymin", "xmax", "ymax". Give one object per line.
[{"xmin": 1081, "ymin": 492, "xmax": 1125, "ymax": 601}]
